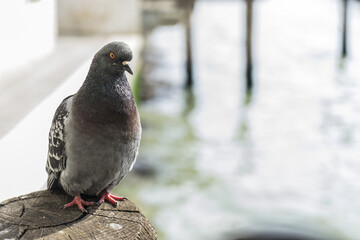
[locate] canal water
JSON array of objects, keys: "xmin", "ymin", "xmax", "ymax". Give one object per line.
[{"xmin": 115, "ymin": 0, "xmax": 360, "ymax": 239}]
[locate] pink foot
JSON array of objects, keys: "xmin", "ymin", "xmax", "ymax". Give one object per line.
[
  {"xmin": 98, "ymin": 190, "xmax": 127, "ymax": 206},
  {"xmin": 62, "ymin": 194, "xmax": 94, "ymax": 212}
]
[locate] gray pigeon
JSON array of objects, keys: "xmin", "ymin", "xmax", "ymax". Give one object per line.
[{"xmin": 46, "ymin": 41, "xmax": 141, "ymax": 212}]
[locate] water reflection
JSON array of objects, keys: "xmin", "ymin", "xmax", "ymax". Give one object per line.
[{"xmin": 115, "ymin": 0, "xmax": 360, "ymax": 239}]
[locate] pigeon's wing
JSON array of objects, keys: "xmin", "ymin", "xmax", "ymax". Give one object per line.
[{"xmin": 46, "ymin": 95, "xmax": 73, "ymax": 189}]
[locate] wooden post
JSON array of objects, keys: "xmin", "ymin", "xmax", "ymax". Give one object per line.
[
  {"xmin": 182, "ymin": 0, "xmax": 195, "ymax": 88},
  {"xmin": 341, "ymin": 0, "xmax": 348, "ymax": 58},
  {"xmin": 0, "ymin": 190, "xmax": 157, "ymax": 239},
  {"xmin": 245, "ymin": 0, "xmax": 254, "ymax": 93}
]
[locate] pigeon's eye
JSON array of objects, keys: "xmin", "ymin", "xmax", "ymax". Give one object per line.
[{"xmin": 109, "ymin": 52, "xmax": 115, "ymax": 59}]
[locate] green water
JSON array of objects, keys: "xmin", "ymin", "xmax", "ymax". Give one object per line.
[{"xmin": 114, "ymin": 0, "xmax": 360, "ymax": 239}]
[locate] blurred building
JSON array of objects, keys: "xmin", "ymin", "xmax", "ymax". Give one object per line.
[
  {"xmin": 58, "ymin": 0, "xmax": 141, "ymax": 35},
  {"xmin": 0, "ymin": 0, "xmax": 141, "ymax": 73}
]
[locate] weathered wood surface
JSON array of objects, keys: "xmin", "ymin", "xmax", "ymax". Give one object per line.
[{"xmin": 0, "ymin": 189, "xmax": 157, "ymax": 240}]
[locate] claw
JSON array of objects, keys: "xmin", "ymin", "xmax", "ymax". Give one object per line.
[
  {"xmin": 97, "ymin": 190, "xmax": 126, "ymax": 206},
  {"xmin": 62, "ymin": 195, "xmax": 94, "ymax": 212}
]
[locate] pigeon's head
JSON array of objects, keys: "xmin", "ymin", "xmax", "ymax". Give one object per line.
[{"xmin": 92, "ymin": 41, "xmax": 133, "ymax": 76}]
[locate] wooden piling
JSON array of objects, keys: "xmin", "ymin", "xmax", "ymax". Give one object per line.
[
  {"xmin": 245, "ymin": 0, "xmax": 254, "ymax": 93},
  {"xmin": 341, "ymin": 0, "xmax": 348, "ymax": 58},
  {"xmin": 0, "ymin": 190, "xmax": 157, "ymax": 239},
  {"xmin": 178, "ymin": 0, "xmax": 195, "ymax": 88},
  {"xmin": 185, "ymin": 7, "xmax": 194, "ymax": 88}
]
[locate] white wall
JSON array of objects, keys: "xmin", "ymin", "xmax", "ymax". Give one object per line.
[{"xmin": 0, "ymin": 0, "xmax": 57, "ymax": 72}]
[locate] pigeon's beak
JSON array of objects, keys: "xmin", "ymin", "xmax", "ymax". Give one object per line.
[{"xmin": 122, "ymin": 61, "xmax": 133, "ymax": 75}]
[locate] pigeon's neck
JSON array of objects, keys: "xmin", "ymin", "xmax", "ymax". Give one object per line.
[{"xmin": 72, "ymin": 72, "xmax": 138, "ymax": 126}]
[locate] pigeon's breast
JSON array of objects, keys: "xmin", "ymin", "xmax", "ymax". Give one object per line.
[{"xmin": 60, "ymin": 110, "xmax": 141, "ymax": 196}]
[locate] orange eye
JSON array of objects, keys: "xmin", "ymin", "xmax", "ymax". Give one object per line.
[{"xmin": 110, "ymin": 52, "xmax": 115, "ymax": 59}]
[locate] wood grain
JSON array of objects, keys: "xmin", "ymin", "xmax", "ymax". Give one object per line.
[{"xmin": 0, "ymin": 189, "xmax": 157, "ymax": 239}]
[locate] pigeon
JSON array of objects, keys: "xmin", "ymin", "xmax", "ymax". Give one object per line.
[{"xmin": 45, "ymin": 41, "xmax": 141, "ymax": 212}]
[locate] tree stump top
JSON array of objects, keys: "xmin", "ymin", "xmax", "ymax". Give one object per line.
[{"xmin": 0, "ymin": 190, "xmax": 157, "ymax": 239}]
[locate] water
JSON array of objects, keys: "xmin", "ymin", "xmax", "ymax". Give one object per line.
[{"xmin": 115, "ymin": 0, "xmax": 360, "ymax": 239}]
